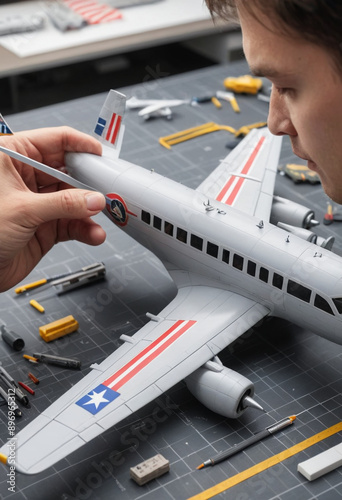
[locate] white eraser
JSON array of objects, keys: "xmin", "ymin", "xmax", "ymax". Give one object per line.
[
  {"xmin": 130, "ymin": 454, "xmax": 170, "ymax": 485},
  {"xmin": 298, "ymin": 443, "xmax": 342, "ymax": 481}
]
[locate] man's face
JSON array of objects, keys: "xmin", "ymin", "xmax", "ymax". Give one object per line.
[{"xmin": 239, "ymin": 6, "xmax": 342, "ymax": 203}]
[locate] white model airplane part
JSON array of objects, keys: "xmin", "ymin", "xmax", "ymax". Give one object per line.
[
  {"xmin": 1, "ymin": 89, "xmax": 342, "ymax": 475},
  {"xmin": 126, "ymin": 96, "xmax": 189, "ymax": 120},
  {"xmin": 93, "ymin": 90, "xmax": 126, "ymax": 156}
]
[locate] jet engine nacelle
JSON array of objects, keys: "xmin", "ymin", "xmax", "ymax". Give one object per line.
[
  {"xmin": 184, "ymin": 359, "xmax": 256, "ymax": 419},
  {"xmin": 277, "ymin": 222, "xmax": 317, "ymax": 242},
  {"xmin": 271, "ymin": 195, "xmax": 318, "ymax": 229},
  {"xmin": 277, "ymin": 222, "xmax": 335, "ymax": 250}
]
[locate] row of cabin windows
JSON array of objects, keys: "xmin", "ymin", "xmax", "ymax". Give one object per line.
[
  {"xmin": 142, "ymin": 210, "xmax": 220, "ymax": 256},
  {"xmin": 141, "ymin": 210, "xmax": 340, "ymax": 316}
]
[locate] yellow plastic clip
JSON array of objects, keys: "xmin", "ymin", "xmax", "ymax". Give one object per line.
[
  {"xmin": 229, "ymin": 96, "xmax": 240, "ymax": 113},
  {"xmin": 234, "ymin": 121, "xmax": 267, "ymax": 137},
  {"xmin": 15, "ymin": 279, "xmax": 47, "ymax": 294},
  {"xmin": 211, "ymin": 96, "xmax": 222, "ymax": 109},
  {"xmin": 39, "ymin": 315, "xmax": 79, "ymax": 342},
  {"xmin": 29, "ymin": 299, "xmax": 45, "ymax": 313}
]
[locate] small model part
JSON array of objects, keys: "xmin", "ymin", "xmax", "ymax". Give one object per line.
[
  {"xmin": 15, "ymin": 262, "xmax": 106, "ymax": 295},
  {"xmin": 216, "ymin": 91, "xmax": 240, "ymax": 113},
  {"xmin": 159, "ymin": 122, "xmax": 236, "ymax": 149},
  {"xmin": 0, "ymin": 14, "xmax": 45, "ymax": 36},
  {"xmin": 64, "ymin": 0, "xmax": 122, "ymax": 26},
  {"xmin": 191, "ymin": 94, "xmax": 222, "ymax": 109},
  {"xmin": 323, "ymin": 202, "xmax": 342, "ymax": 225},
  {"xmin": 298, "ymin": 442, "xmax": 342, "ymax": 480},
  {"xmin": 18, "ymin": 382, "xmax": 35, "ymax": 396},
  {"xmin": 39, "ymin": 315, "xmax": 79, "ymax": 342},
  {"xmin": 0, "ymin": 366, "xmax": 30, "ymax": 407},
  {"xmin": 23, "ymin": 354, "xmax": 39, "ymax": 363},
  {"xmin": 28, "ymin": 372, "xmax": 40, "ymax": 384},
  {"xmin": 29, "ymin": 299, "xmax": 45, "ymax": 313},
  {"xmin": 0, "ymin": 325, "xmax": 25, "ymax": 351},
  {"xmin": 211, "ymin": 96, "xmax": 222, "ymax": 109},
  {"xmin": 0, "ymin": 384, "xmax": 22, "ymax": 417},
  {"xmin": 130, "ymin": 454, "xmax": 170, "ymax": 486},
  {"xmin": 33, "ymin": 353, "xmax": 82, "ymax": 370},
  {"xmin": 234, "ymin": 122, "xmax": 267, "ymax": 138},
  {"xmin": 278, "ymin": 163, "xmax": 321, "ymax": 184},
  {"xmin": 191, "ymin": 94, "xmax": 216, "ymax": 105},
  {"xmin": 52, "ymin": 262, "xmax": 106, "ymax": 294},
  {"xmin": 224, "ymin": 75, "xmax": 263, "ymax": 94},
  {"xmin": 15, "ymin": 278, "xmax": 47, "ymax": 294},
  {"xmin": 0, "ymin": 114, "xmax": 14, "ymax": 136},
  {"xmin": 324, "ymin": 203, "xmax": 334, "ymax": 225},
  {"xmin": 197, "ymin": 415, "xmax": 296, "ymax": 469},
  {"xmin": 45, "ymin": 0, "xmax": 88, "ymax": 31}
]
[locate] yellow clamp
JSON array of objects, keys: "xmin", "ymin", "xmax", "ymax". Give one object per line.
[{"xmin": 159, "ymin": 122, "xmax": 236, "ymax": 149}]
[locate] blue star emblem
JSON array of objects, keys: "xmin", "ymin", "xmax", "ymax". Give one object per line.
[{"xmin": 76, "ymin": 384, "xmax": 120, "ymax": 414}]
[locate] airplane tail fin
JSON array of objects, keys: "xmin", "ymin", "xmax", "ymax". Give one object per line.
[
  {"xmin": 93, "ymin": 90, "xmax": 126, "ymax": 158},
  {"xmin": 0, "ymin": 114, "xmax": 14, "ymax": 135}
]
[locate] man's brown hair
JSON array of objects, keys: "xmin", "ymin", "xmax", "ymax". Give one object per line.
[{"xmin": 206, "ymin": 1, "xmax": 342, "ymax": 68}]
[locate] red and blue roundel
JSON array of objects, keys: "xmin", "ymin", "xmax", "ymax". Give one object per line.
[{"xmin": 106, "ymin": 193, "xmax": 128, "ymax": 226}]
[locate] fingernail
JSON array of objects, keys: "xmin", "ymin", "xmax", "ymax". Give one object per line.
[{"xmin": 86, "ymin": 193, "xmax": 105, "ymax": 211}]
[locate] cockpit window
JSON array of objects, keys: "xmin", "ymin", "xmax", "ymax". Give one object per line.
[
  {"xmin": 332, "ymin": 298, "xmax": 342, "ymax": 314},
  {"xmin": 314, "ymin": 294, "xmax": 334, "ymax": 315}
]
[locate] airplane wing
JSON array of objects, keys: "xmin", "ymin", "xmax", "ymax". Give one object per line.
[
  {"xmin": 138, "ymin": 100, "xmax": 187, "ymax": 118},
  {"xmin": 196, "ymin": 128, "xmax": 282, "ymax": 222},
  {"xmin": 0, "ymin": 284, "xmax": 269, "ymax": 475},
  {"xmin": 138, "ymin": 102, "xmax": 169, "ymax": 116},
  {"xmin": 125, "ymin": 97, "xmax": 158, "ymax": 109}
]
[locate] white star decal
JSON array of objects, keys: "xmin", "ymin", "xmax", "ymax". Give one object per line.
[{"xmin": 84, "ymin": 389, "xmax": 109, "ymax": 409}]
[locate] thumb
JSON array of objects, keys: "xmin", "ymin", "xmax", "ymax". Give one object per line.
[{"xmin": 28, "ymin": 189, "xmax": 106, "ymax": 224}]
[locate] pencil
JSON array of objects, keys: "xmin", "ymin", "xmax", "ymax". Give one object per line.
[{"xmin": 197, "ymin": 415, "xmax": 296, "ymax": 469}]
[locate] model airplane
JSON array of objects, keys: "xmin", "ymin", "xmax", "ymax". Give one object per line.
[
  {"xmin": 1, "ymin": 90, "xmax": 341, "ymax": 476},
  {"xmin": 126, "ymin": 96, "xmax": 190, "ymax": 120}
]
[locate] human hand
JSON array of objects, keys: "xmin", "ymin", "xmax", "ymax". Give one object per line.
[{"xmin": 0, "ymin": 126, "xmax": 106, "ymax": 292}]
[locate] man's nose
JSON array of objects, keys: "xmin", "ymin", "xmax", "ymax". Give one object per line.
[{"xmin": 267, "ymin": 89, "xmax": 297, "ymax": 137}]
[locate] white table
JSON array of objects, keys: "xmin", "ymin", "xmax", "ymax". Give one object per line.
[{"xmin": 0, "ymin": 0, "xmax": 232, "ymax": 77}]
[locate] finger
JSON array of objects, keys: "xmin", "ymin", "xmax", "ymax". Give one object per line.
[
  {"xmin": 26, "ymin": 189, "xmax": 106, "ymax": 225},
  {"xmin": 26, "ymin": 126, "xmax": 102, "ymax": 164},
  {"xmin": 0, "ymin": 128, "xmax": 102, "ymax": 180},
  {"xmin": 57, "ymin": 218, "xmax": 107, "ymax": 246}
]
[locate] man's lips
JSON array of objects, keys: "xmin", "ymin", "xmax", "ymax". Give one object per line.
[
  {"xmin": 292, "ymin": 148, "xmax": 309, "ymax": 161},
  {"xmin": 291, "ymin": 146, "xmax": 317, "ymax": 170},
  {"xmin": 290, "ymin": 147, "xmax": 319, "ymax": 174}
]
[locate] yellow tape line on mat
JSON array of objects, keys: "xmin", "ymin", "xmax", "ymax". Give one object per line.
[{"xmin": 188, "ymin": 421, "xmax": 342, "ymax": 500}]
